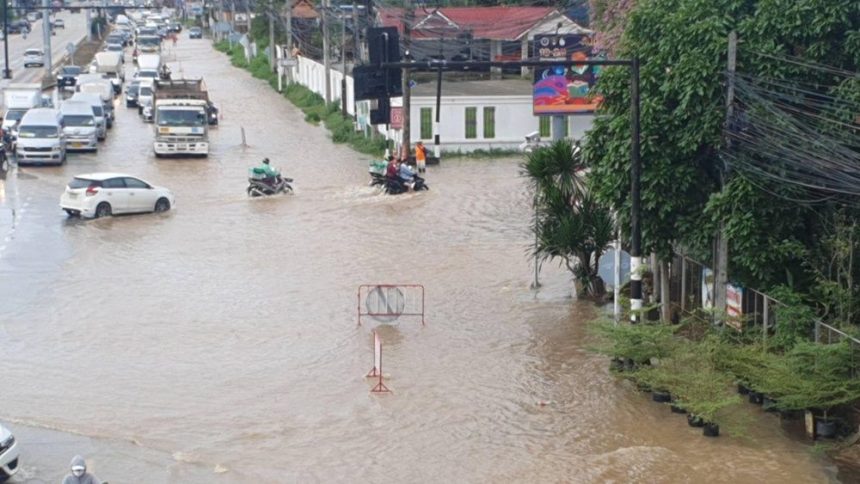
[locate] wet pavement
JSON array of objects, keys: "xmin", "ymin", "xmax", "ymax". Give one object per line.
[{"xmin": 0, "ymin": 38, "xmax": 847, "ymax": 483}]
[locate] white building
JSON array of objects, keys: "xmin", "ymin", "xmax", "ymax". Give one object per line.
[{"xmin": 285, "ymin": 54, "xmax": 594, "ymax": 155}]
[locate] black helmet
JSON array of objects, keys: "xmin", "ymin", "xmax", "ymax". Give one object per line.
[{"xmin": 262, "ymin": 158, "xmax": 270, "ymax": 164}]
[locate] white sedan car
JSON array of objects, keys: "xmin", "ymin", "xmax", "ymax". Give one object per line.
[
  {"xmin": 60, "ymin": 173, "xmax": 175, "ymax": 218},
  {"xmin": 23, "ymin": 48, "xmax": 45, "ymax": 68},
  {"xmin": 0, "ymin": 423, "xmax": 19, "ymax": 481}
]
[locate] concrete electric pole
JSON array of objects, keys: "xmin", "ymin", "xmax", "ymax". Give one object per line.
[
  {"xmin": 401, "ymin": 0, "xmax": 413, "ymax": 160},
  {"xmin": 322, "ymin": 0, "xmax": 331, "ymax": 103}
]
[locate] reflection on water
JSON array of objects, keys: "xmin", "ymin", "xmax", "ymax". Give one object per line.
[{"xmin": 0, "ymin": 39, "xmax": 841, "ymax": 482}]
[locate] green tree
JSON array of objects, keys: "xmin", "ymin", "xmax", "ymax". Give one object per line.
[
  {"xmin": 584, "ymin": 0, "xmax": 860, "ymax": 293},
  {"xmin": 523, "ymin": 140, "xmax": 615, "ymax": 297}
]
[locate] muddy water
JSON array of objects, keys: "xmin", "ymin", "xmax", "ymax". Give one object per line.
[{"xmin": 0, "ymin": 40, "xmax": 841, "ymax": 482}]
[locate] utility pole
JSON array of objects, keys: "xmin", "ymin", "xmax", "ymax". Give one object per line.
[
  {"xmin": 268, "ymin": 0, "xmax": 275, "ymax": 72},
  {"xmin": 401, "ymin": 0, "xmax": 413, "ymax": 160},
  {"xmin": 42, "ymin": 0, "xmax": 52, "ymax": 76},
  {"xmin": 629, "ymin": 56, "xmax": 643, "ymax": 323},
  {"xmin": 433, "ymin": 31, "xmax": 442, "ymax": 162},
  {"xmin": 352, "ymin": 0, "xmax": 359, "ymax": 62},
  {"xmin": 341, "ymin": 7, "xmax": 347, "ymax": 115},
  {"xmin": 715, "ymin": 31, "xmax": 737, "ymax": 325},
  {"xmin": 285, "ymin": 0, "xmax": 293, "ymax": 52},
  {"xmin": 322, "ymin": 0, "xmax": 331, "ymax": 103}
]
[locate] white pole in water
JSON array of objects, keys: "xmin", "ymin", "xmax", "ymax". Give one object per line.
[{"xmin": 614, "ymin": 234, "xmax": 621, "ymax": 323}]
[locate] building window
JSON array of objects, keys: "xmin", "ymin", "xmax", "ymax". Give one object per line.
[
  {"xmin": 420, "ymin": 108, "xmax": 433, "ymax": 140},
  {"xmin": 483, "ymin": 107, "xmax": 495, "ymax": 139},
  {"xmin": 552, "ymin": 117, "xmax": 569, "ymax": 138},
  {"xmin": 465, "ymin": 107, "xmax": 477, "ymax": 139},
  {"xmin": 539, "ymin": 116, "xmax": 550, "ymax": 138}
]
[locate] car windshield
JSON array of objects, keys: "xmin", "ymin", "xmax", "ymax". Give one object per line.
[
  {"xmin": 68, "ymin": 177, "xmax": 98, "ymax": 189},
  {"xmin": 64, "ymin": 115, "xmax": 95, "ymax": 126},
  {"xmin": 139, "ymin": 71, "xmax": 157, "ymax": 78},
  {"xmin": 138, "ymin": 36, "xmax": 159, "ymax": 46},
  {"xmin": 140, "ymin": 86, "xmax": 153, "ymax": 96},
  {"xmin": 18, "ymin": 126, "xmax": 58, "ymax": 138},
  {"xmin": 62, "ymin": 66, "xmax": 81, "ymax": 75},
  {"xmin": 107, "ymin": 44, "xmax": 122, "ymax": 51},
  {"xmin": 25, "ymin": 49, "xmax": 41, "ymax": 56},
  {"xmin": 157, "ymin": 109, "xmax": 206, "ymax": 127},
  {"xmin": 4, "ymin": 110, "xmax": 25, "ymax": 121}
]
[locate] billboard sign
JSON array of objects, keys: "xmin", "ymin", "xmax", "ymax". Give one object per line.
[{"xmin": 532, "ymin": 34, "xmax": 603, "ymax": 115}]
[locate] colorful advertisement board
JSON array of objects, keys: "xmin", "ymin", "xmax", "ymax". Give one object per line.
[{"xmin": 532, "ymin": 34, "xmax": 603, "ymax": 115}]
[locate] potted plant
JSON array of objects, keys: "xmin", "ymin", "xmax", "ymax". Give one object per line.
[
  {"xmin": 662, "ymin": 337, "xmax": 743, "ymax": 437},
  {"xmin": 590, "ymin": 319, "xmax": 678, "ymax": 371},
  {"xmin": 771, "ymin": 341, "xmax": 860, "ymax": 439}
]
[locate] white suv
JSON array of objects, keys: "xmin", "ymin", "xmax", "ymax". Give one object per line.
[
  {"xmin": 23, "ymin": 48, "xmax": 45, "ymax": 68},
  {"xmin": 0, "ymin": 423, "xmax": 19, "ymax": 481}
]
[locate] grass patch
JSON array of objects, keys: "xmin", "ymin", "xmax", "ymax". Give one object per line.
[
  {"xmin": 213, "ymin": 41, "xmax": 388, "ymax": 156},
  {"xmin": 442, "ymin": 147, "xmax": 522, "ymax": 159}
]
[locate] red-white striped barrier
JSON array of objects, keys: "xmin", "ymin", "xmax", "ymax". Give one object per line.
[{"xmin": 367, "ymin": 330, "xmax": 390, "ymax": 394}]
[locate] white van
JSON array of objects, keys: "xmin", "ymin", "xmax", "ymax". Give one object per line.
[
  {"xmin": 70, "ymin": 93, "xmax": 107, "ymax": 140},
  {"xmin": 76, "ymin": 74, "xmax": 115, "ymax": 127},
  {"xmin": 137, "ymin": 78, "xmax": 156, "ymax": 119},
  {"xmin": 60, "ymin": 101, "xmax": 98, "ymax": 152},
  {"xmin": 15, "ymin": 108, "xmax": 66, "ymax": 165}
]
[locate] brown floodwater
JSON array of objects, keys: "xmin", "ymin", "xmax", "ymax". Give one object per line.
[{"xmin": 0, "ymin": 39, "xmax": 844, "ymax": 483}]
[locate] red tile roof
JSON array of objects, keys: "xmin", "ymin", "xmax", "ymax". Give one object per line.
[{"xmin": 379, "ymin": 6, "xmax": 562, "ymax": 41}]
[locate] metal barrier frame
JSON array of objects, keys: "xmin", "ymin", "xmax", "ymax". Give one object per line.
[{"xmin": 357, "ymin": 284, "xmax": 425, "ymax": 326}]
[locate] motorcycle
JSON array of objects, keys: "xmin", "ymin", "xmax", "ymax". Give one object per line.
[
  {"xmin": 368, "ymin": 160, "xmax": 429, "ymax": 194},
  {"xmin": 247, "ymin": 172, "xmax": 293, "ymax": 197},
  {"xmin": 383, "ymin": 174, "xmax": 429, "ymax": 195}
]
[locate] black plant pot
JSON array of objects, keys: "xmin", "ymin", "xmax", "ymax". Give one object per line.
[
  {"xmin": 652, "ymin": 390, "xmax": 671, "ymax": 403},
  {"xmin": 670, "ymin": 404, "xmax": 687, "ymax": 414},
  {"xmin": 748, "ymin": 391, "xmax": 764, "ymax": 405},
  {"xmin": 737, "ymin": 383, "xmax": 750, "ymax": 395},
  {"xmin": 703, "ymin": 422, "xmax": 720, "ymax": 437},
  {"xmin": 687, "ymin": 414, "xmax": 705, "ymax": 427},
  {"xmin": 762, "ymin": 396, "xmax": 779, "ymax": 412},
  {"xmin": 624, "ymin": 358, "xmax": 637, "ymax": 372},
  {"xmin": 816, "ymin": 419, "xmax": 837, "ymax": 439}
]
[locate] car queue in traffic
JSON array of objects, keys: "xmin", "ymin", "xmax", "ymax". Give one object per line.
[{"xmin": 1, "ymin": 7, "xmax": 199, "ymax": 230}]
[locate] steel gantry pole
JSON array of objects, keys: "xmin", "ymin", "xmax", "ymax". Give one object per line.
[
  {"xmin": 42, "ymin": 0, "xmax": 52, "ymax": 76},
  {"xmin": 3, "ymin": 0, "xmax": 10, "ymax": 79}
]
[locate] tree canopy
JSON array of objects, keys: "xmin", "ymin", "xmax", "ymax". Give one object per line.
[{"xmin": 584, "ymin": 0, "xmax": 860, "ymax": 295}]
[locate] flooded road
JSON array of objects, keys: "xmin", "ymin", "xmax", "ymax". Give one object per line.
[{"xmin": 0, "ymin": 40, "xmax": 843, "ymax": 482}]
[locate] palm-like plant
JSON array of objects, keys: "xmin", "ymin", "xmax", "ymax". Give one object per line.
[{"xmin": 523, "ymin": 139, "xmax": 614, "ymax": 297}]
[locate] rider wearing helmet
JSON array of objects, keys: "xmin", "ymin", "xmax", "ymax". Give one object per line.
[{"xmin": 256, "ymin": 157, "xmax": 280, "ymax": 182}]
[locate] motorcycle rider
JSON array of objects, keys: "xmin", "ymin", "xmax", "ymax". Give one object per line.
[
  {"xmin": 62, "ymin": 455, "xmax": 102, "ymax": 484},
  {"xmin": 398, "ymin": 159, "xmax": 418, "ymax": 190},
  {"xmin": 257, "ymin": 158, "xmax": 280, "ymax": 184},
  {"xmin": 385, "ymin": 156, "xmax": 398, "ymax": 179}
]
